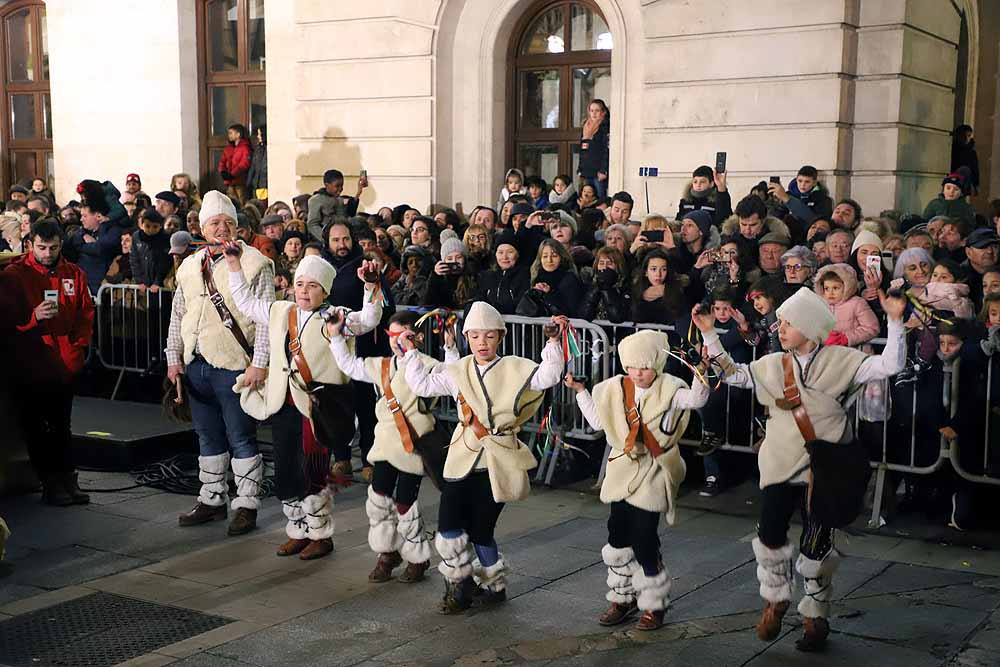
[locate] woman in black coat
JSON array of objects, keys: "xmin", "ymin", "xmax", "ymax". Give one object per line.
[
  {"xmin": 245, "ymin": 125, "xmax": 267, "ymax": 196},
  {"xmin": 471, "ymin": 233, "xmax": 530, "ymax": 314},
  {"xmin": 578, "ymin": 99, "xmax": 610, "ymax": 200},
  {"xmin": 632, "ymin": 247, "xmax": 686, "ymax": 325},
  {"xmin": 522, "ymin": 239, "xmax": 585, "ymax": 317},
  {"xmin": 582, "ymin": 246, "xmax": 632, "ymax": 322}
]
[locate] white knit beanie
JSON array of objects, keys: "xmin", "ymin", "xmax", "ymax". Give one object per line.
[
  {"xmin": 775, "ymin": 287, "xmax": 837, "ymax": 344},
  {"xmin": 851, "ymin": 229, "xmax": 884, "ymax": 255},
  {"xmin": 463, "ymin": 301, "xmax": 505, "ymax": 333},
  {"xmin": 440, "ymin": 237, "xmax": 466, "ymax": 259},
  {"xmin": 440, "ymin": 228, "xmax": 459, "ymax": 243},
  {"xmin": 294, "ymin": 255, "xmax": 337, "ymax": 294},
  {"xmin": 199, "ymin": 190, "xmax": 238, "ymax": 225},
  {"xmin": 618, "ymin": 330, "xmax": 670, "ymax": 371}
]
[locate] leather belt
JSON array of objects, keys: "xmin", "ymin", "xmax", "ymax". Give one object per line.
[{"xmin": 381, "ymin": 357, "xmax": 418, "ymax": 453}]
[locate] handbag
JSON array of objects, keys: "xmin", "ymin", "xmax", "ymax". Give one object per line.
[
  {"xmin": 775, "ymin": 353, "xmax": 870, "ymax": 528},
  {"xmin": 515, "ymin": 288, "xmax": 551, "ymax": 318}
]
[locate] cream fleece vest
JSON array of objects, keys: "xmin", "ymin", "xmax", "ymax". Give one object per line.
[
  {"xmin": 364, "ymin": 353, "xmax": 439, "ymax": 476},
  {"xmin": 176, "ymin": 244, "xmax": 269, "ymax": 371},
  {"xmin": 444, "ymin": 355, "xmax": 543, "ymax": 503},
  {"xmin": 749, "ymin": 345, "xmax": 867, "ymax": 489},
  {"xmin": 594, "ymin": 374, "xmax": 690, "ymax": 521},
  {"xmin": 255, "ymin": 301, "xmax": 353, "ymax": 419}
]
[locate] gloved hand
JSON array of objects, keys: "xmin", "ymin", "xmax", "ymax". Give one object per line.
[{"xmin": 981, "ymin": 326, "xmax": 1000, "ymax": 357}]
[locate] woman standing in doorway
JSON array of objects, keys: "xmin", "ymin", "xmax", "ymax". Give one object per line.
[{"xmin": 579, "ymin": 99, "xmax": 610, "ymax": 200}]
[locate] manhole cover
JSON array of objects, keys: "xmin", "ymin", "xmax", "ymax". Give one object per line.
[{"xmin": 0, "ymin": 591, "xmax": 231, "ymax": 666}]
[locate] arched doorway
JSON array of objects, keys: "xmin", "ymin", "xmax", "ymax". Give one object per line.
[
  {"xmin": 507, "ymin": 0, "xmax": 611, "ymax": 187},
  {"xmin": 0, "ymin": 0, "xmax": 50, "ymax": 194}
]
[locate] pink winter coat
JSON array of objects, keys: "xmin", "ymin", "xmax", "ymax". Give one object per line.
[
  {"xmin": 908, "ymin": 282, "xmax": 974, "ymax": 320},
  {"xmin": 814, "ymin": 263, "xmax": 880, "ymax": 346}
]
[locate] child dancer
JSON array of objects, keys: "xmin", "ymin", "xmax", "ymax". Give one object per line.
[
  {"xmin": 400, "ymin": 303, "xmax": 565, "ymax": 613},
  {"xmin": 229, "ymin": 250, "xmax": 383, "ymax": 560},
  {"xmin": 329, "ymin": 310, "xmax": 459, "ymax": 583},
  {"xmin": 565, "ymin": 330, "xmax": 707, "ymax": 630}
]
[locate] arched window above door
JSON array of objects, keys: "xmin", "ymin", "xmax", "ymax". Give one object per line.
[{"xmin": 508, "ymin": 1, "xmax": 611, "ymax": 187}]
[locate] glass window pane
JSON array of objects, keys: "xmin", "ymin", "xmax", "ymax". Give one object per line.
[
  {"xmin": 42, "ymin": 93, "xmax": 52, "ymax": 140},
  {"xmin": 210, "ymin": 86, "xmax": 240, "ymax": 137},
  {"xmin": 11, "ymin": 94, "xmax": 36, "ymax": 140},
  {"xmin": 571, "ymin": 143, "xmax": 581, "ymax": 182},
  {"xmin": 11, "ymin": 151, "xmax": 37, "ymax": 185},
  {"xmin": 520, "ymin": 7, "xmax": 564, "ymax": 55},
  {"xmin": 248, "ymin": 0, "xmax": 265, "ymax": 71},
  {"xmin": 570, "ymin": 4, "xmax": 612, "ymax": 51},
  {"xmin": 519, "ymin": 70, "xmax": 560, "ymax": 130},
  {"xmin": 208, "ymin": 148, "xmax": 226, "ymax": 190},
  {"xmin": 40, "ymin": 6, "xmax": 49, "ymax": 80},
  {"xmin": 572, "ymin": 67, "xmax": 611, "ymax": 127},
  {"xmin": 248, "ymin": 86, "xmax": 266, "ymax": 137},
  {"xmin": 46, "ymin": 152, "xmax": 54, "ymax": 190},
  {"xmin": 6, "ymin": 8, "xmax": 34, "ymax": 82},
  {"xmin": 517, "ymin": 143, "xmax": 560, "ymax": 187},
  {"xmin": 208, "ymin": 0, "xmax": 238, "ymax": 72}
]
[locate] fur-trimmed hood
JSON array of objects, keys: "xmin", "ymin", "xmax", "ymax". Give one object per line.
[
  {"xmin": 814, "ymin": 263, "xmax": 859, "ymax": 302},
  {"xmin": 721, "ymin": 214, "xmax": 789, "ymax": 239},
  {"xmin": 680, "ymin": 182, "xmax": 719, "ymax": 204}
]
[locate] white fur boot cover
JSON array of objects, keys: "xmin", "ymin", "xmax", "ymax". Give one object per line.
[
  {"xmin": 435, "ymin": 532, "xmax": 474, "ymax": 583},
  {"xmin": 282, "ymin": 499, "xmax": 307, "ymax": 540},
  {"xmin": 366, "ymin": 486, "xmax": 403, "ymax": 554},
  {"xmin": 753, "ymin": 538, "xmax": 795, "ymax": 603},
  {"xmin": 397, "ymin": 501, "xmax": 433, "ymax": 565},
  {"xmin": 303, "ymin": 491, "xmax": 335, "ymax": 540},
  {"xmin": 230, "ymin": 455, "xmax": 263, "ymax": 511},
  {"xmin": 633, "ymin": 567, "xmax": 671, "ymax": 612},
  {"xmin": 473, "ymin": 556, "xmax": 508, "ymax": 593},
  {"xmin": 796, "ymin": 550, "xmax": 840, "ymax": 619},
  {"xmin": 602, "ymin": 544, "xmax": 638, "ymax": 604},
  {"xmin": 197, "ymin": 453, "xmax": 230, "ymax": 507}
]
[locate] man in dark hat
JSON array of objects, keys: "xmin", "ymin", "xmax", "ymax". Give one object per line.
[
  {"xmin": 9, "ymin": 184, "xmax": 30, "ymax": 203},
  {"xmin": 963, "ymin": 228, "xmax": 1000, "ymax": 309},
  {"xmin": 155, "ymin": 191, "xmax": 181, "ymax": 219}
]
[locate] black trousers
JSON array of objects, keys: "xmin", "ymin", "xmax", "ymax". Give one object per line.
[
  {"xmin": 270, "ymin": 402, "xmax": 305, "ymax": 501},
  {"xmin": 353, "ymin": 380, "xmax": 377, "ymax": 466},
  {"xmin": 758, "ymin": 482, "xmax": 834, "ymax": 560},
  {"xmin": 310, "ymin": 383, "xmax": 355, "ymax": 463},
  {"xmin": 607, "ymin": 501, "xmax": 662, "ymax": 574},
  {"xmin": 13, "ymin": 382, "xmax": 75, "ymax": 478},
  {"xmin": 438, "ymin": 471, "xmax": 504, "ymax": 545},
  {"xmin": 371, "ymin": 460, "xmax": 422, "ymax": 507}
]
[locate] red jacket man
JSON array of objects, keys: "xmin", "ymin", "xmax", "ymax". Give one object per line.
[{"xmin": 5, "ymin": 219, "xmax": 94, "ymax": 506}]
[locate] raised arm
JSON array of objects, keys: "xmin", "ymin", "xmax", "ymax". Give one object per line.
[
  {"xmin": 402, "ymin": 349, "xmax": 457, "ymax": 398},
  {"xmin": 343, "ymin": 262, "xmax": 386, "ymax": 335},
  {"xmin": 530, "ymin": 339, "xmax": 565, "ymax": 391},
  {"xmin": 328, "ymin": 333, "xmax": 374, "ymax": 383},
  {"xmin": 853, "ymin": 318, "xmax": 906, "ymax": 384},
  {"xmin": 228, "ymin": 269, "xmax": 272, "ymax": 326},
  {"xmin": 573, "ymin": 389, "xmax": 604, "ymax": 432},
  {"xmin": 692, "ymin": 305, "xmax": 755, "ymax": 390}
]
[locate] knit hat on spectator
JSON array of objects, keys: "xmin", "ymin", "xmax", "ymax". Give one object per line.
[
  {"xmin": 126, "ymin": 173, "xmax": 141, "ymax": 185},
  {"xmin": 169, "ymin": 231, "xmax": 193, "ymax": 255},
  {"xmin": 440, "ymin": 228, "xmax": 459, "ymax": 244},
  {"xmin": 966, "ymin": 228, "xmax": 1000, "ymax": 249},
  {"xmin": 294, "ymin": 255, "xmax": 336, "ymax": 294},
  {"xmin": 851, "ymin": 229, "xmax": 883, "ymax": 254},
  {"xmin": 618, "ymin": 329, "xmax": 670, "ymax": 371},
  {"xmin": 683, "ymin": 209, "xmax": 714, "ymax": 240},
  {"xmin": 200, "ymin": 190, "xmax": 238, "ymax": 224},
  {"xmin": 155, "ymin": 191, "xmax": 181, "ymax": 207},
  {"xmin": 494, "ymin": 228, "xmax": 517, "ymax": 250},
  {"xmin": 463, "ymin": 301, "xmax": 505, "ymax": 333},
  {"xmin": 554, "ymin": 210, "xmax": 578, "ymax": 235},
  {"xmin": 10, "ymin": 184, "xmax": 29, "ymax": 195},
  {"xmin": 899, "ymin": 214, "xmax": 926, "ymax": 235},
  {"xmin": 758, "ymin": 232, "xmax": 791, "ymax": 248},
  {"xmin": 941, "ymin": 172, "xmax": 964, "ymax": 189},
  {"xmin": 260, "ymin": 214, "xmax": 283, "ymax": 228},
  {"xmin": 692, "ymin": 165, "xmax": 714, "ymax": 181},
  {"xmin": 775, "ymin": 287, "xmax": 836, "ymax": 344},
  {"xmin": 440, "ymin": 237, "xmax": 466, "ymax": 259},
  {"xmin": 511, "ymin": 202, "xmax": 535, "ymax": 219},
  {"xmin": 386, "ymin": 224, "xmax": 406, "ymax": 238}
]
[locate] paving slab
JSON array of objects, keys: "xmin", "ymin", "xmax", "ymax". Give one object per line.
[
  {"xmin": 967, "ymin": 609, "xmax": 1000, "ymax": 650},
  {"xmin": 84, "ymin": 569, "xmax": 219, "ymax": 604},
  {"xmin": 1, "ymin": 544, "xmax": 149, "ymax": 589},
  {"xmin": 847, "ymin": 562, "xmax": 984, "ymax": 598},
  {"xmin": 0, "ymin": 501, "xmax": 147, "ymax": 550},
  {"xmin": 752, "ymin": 631, "xmax": 944, "ymax": 667}
]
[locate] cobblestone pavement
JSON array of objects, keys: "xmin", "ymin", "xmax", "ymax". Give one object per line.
[{"xmin": 1, "ymin": 471, "xmax": 999, "ymax": 667}]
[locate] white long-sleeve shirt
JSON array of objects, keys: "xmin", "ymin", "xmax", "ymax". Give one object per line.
[
  {"xmin": 403, "ymin": 340, "xmax": 564, "ymax": 399},
  {"xmin": 575, "ymin": 377, "xmax": 709, "ymax": 433},
  {"xmin": 703, "ymin": 319, "xmax": 907, "ymax": 391},
  {"xmin": 229, "ymin": 271, "xmax": 381, "ymax": 337},
  {"xmin": 329, "ymin": 335, "xmax": 460, "ymax": 383}
]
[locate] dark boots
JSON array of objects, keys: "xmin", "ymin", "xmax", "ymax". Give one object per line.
[
  {"xmin": 796, "ymin": 617, "xmax": 830, "ymax": 652},
  {"xmin": 397, "ymin": 561, "xmax": 430, "ymax": 584},
  {"xmin": 598, "ymin": 601, "xmax": 639, "ymax": 626},
  {"xmin": 178, "ymin": 503, "xmax": 227, "ymax": 526},
  {"xmin": 42, "ymin": 472, "xmax": 90, "ymax": 507},
  {"xmin": 439, "ymin": 577, "xmax": 477, "ymax": 614},
  {"xmin": 369, "ymin": 551, "xmax": 403, "ymax": 583}
]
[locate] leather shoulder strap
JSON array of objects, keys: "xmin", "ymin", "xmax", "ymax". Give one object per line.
[
  {"xmin": 287, "ymin": 307, "xmax": 314, "ymax": 386},
  {"xmin": 201, "ymin": 255, "xmax": 253, "ymax": 359},
  {"xmin": 621, "ymin": 377, "xmax": 663, "ymax": 457},
  {"xmin": 775, "ymin": 352, "xmax": 818, "ymax": 442},
  {"xmin": 457, "ymin": 391, "xmax": 490, "ymax": 440},
  {"xmin": 382, "ymin": 357, "xmax": 418, "ymax": 453}
]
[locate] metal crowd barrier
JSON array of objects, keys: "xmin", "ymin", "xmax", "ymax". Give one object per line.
[
  {"xmin": 95, "ymin": 284, "xmax": 173, "ymax": 399},
  {"xmin": 948, "ymin": 355, "xmax": 1000, "ymax": 488}
]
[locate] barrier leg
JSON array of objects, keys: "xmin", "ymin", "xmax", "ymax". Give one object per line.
[
  {"xmin": 110, "ymin": 368, "xmax": 126, "ymax": 401},
  {"xmin": 543, "ymin": 430, "xmax": 564, "ymax": 486},
  {"xmin": 868, "ymin": 465, "xmax": 887, "ymax": 529},
  {"xmin": 596, "ymin": 443, "xmax": 612, "ymax": 488}
]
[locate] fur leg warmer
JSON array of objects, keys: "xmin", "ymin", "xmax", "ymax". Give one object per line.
[
  {"xmin": 602, "ymin": 544, "xmax": 639, "ymax": 604},
  {"xmin": 230, "ymin": 455, "xmax": 263, "ymax": 511},
  {"xmin": 473, "ymin": 556, "xmax": 508, "ymax": 593},
  {"xmin": 796, "ymin": 551, "xmax": 840, "ymax": 619},
  {"xmin": 435, "ymin": 532, "xmax": 475, "ymax": 583},
  {"xmin": 302, "ymin": 491, "xmax": 335, "ymax": 540},
  {"xmin": 397, "ymin": 501, "xmax": 433, "ymax": 565},
  {"xmin": 753, "ymin": 538, "xmax": 795, "ymax": 603},
  {"xmin": 366, "ymin": 486, "xmax": 403, "ymax": 554},
  {"xmin": 197, "ymin": 453, "xmax": 230, "ymax": 507},
  {"xmin": 282, "ymin": 499, "xmax": 308, "ymax": 540},
  {"xmin": 633, "ymin": 567, "xmax": 672, "ymax": 612}
]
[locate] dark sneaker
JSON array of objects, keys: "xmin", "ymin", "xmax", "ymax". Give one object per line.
[
  {"xmin": 699, "ymin": 476, "xmax": 720, "ymax": 497},
  {"xmin": 696, "ymin": 432, "xmax": 723, "ymax": 456}
]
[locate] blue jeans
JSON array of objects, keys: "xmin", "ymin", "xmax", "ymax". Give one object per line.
[{"xmin": 184, "ymin": 356, "xmax": 258, "ymax": 459}]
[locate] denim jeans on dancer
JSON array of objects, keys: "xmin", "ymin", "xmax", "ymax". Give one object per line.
[{"xmin": 184, "ymin": 355, "xmax": 258, "ymax": 459}]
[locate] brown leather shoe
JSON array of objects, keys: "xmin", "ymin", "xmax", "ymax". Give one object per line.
[
  {"xmin": 360, "ymin": 466, "xmax": 374, "ymax": 483},
  {"xmin": 227, "ymin": 508, "xmax": 258, "ymax": 536},
  {"xmin": 330, "ymin": 460, "xmax": 352, "ymax": 478},
  {"xmin": 756, "ymin": 600, "xmax": 790, "ymax": 641},
  {"xmin": 300, "ymin": 538, "xmax": 333, "ymax": 560},
  {"xmin": 598, "ymin": 601, "xmax": 638, "ymax": 626},
  {"xmin": 635, "ymin": 609, "xmax": 665, "ymax": 631},
  {"xmin": 178, "ymin": 502, "xmax": 226, "ymax": 526},
  {"xmin": 795, "ymin": 617, "xmax": 830, "ymax": 652},
  {"xmin": 277, "ymin": 538, "xmax": 310, "ymax": 557},
  {"xmin": 368, "ymin": 551, "xmax": 403, "ymax": 582},
  {"xmin": 397, "ymin": 561, "xmax": 430, "ymax": 584}
]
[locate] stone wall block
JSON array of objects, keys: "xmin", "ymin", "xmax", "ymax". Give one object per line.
[{"xmin": 297, "ymin": 21, "xmax": 434, "ymax": 62}]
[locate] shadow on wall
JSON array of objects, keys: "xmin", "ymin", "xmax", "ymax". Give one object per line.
[{"xmin": 293, "ymin": 128, "xmax": 377, "ymax": 211}]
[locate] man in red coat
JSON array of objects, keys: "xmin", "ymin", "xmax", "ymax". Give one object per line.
[{"xmin": 6, "ymin": 219, "xmax": 95, "ymax": 505}]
